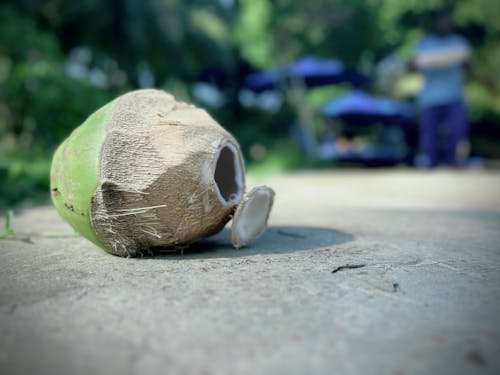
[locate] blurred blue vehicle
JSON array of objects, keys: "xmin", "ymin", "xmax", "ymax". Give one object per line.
[
  {"xmin": 321, "ymin": 90, "xmax": 414, "ymax": 126},
  {"xmin": 318, "ymin": 90, "xmax": 417, "ymax": 166},
  {"xmin": 243, "ymin": 56, "xmax": 369, "ymax": 93}
]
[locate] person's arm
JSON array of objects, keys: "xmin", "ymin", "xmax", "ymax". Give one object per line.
[
  {"xmin": 408, "ymin": 39, "xmax": 424, "ymax": 72},
  {"xmin": 461, "ymin": 36, "xmax": 472, "ymax": 72},
  {"xmin": 415, "ymin": 46, "xmax": 470, "ymax": 68},
  {"xmin": 464, "ymin": 56, "xmax": 472, "ymax": 72}
]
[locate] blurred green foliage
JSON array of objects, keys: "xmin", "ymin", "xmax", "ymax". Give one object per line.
[{"xmin": 1, "ymin": 0, "xmax": 499, "ymax": 207}]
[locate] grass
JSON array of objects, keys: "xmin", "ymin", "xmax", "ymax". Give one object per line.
[
  {"xmin": 0, "ymin": 209, "xmax": 80, "ymax": 240},
  {"xmin": 0, "ymin": 210, "xmax": 16, "ymax": 238}
]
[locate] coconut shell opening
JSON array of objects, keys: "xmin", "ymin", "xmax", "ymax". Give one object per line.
[
  {"xmin": 213, "ymin": 143, "xmax": 244, "ymax": 207},
  {"xmin": 231, "ymin": 186, "xmax": 275, "ymax": 249}
]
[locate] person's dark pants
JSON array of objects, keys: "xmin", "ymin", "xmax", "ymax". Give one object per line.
[{"xmin": 419, "ymin": 100, "xmax": 469, "ymax": 167}]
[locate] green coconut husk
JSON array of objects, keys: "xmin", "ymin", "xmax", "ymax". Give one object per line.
[{"xmin": 50, "ymin": 100, "xmax": 114, "ymax": 249}]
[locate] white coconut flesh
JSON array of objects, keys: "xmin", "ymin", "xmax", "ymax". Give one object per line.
[
  {"xmin": 213, "ymin": 143, "xmax": 244, "ymax": 207},
  {"xmin": 231, "ymin": 186, "xmax": 275, "ymax": 249}
]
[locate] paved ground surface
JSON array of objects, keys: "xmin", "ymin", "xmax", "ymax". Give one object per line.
[{"xmin": 1, "ymin": 169, "xmax": 500, "ymax": 375}]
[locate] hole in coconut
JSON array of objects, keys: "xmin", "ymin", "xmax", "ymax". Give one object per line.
[{"xmin": 213, "ymin": 143, "xmax": 244, "ymax": 206}]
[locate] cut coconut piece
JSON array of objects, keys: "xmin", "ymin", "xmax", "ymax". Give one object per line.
[{"xmin": 231, "ymin": 186, "xmax": 275, "ymax": 249}]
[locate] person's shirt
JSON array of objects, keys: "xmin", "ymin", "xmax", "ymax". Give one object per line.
[{"xmin": 415, "ymin": 34, "xmax": 471, "ymax": 108}]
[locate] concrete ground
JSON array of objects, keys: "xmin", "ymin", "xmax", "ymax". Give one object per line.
[{"xmin": 1, "ymin": 170, "xmax": 500, "ymax": 375}]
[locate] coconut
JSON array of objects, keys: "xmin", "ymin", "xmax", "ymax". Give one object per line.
[{"xmin": 50, "ymin": 89, "xmax": 274, "ymax": 257}]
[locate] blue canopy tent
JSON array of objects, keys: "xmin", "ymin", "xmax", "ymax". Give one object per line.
[
  {"xmin": 243, "ymin": 56, "xmax": 369, "ymax": 93},
  {"xmin": 318, "ymin": 90, "xmax": 417, "ymax": 165}
]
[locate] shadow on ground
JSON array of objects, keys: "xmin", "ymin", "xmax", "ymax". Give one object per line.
[{"xmin": 148, "ymin": 226, "xmax": 354, "ymax": 259}]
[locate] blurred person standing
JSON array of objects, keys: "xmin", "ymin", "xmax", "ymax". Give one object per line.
[{"xmin": 414, "ymin": 13, "xmax": 472, "ymax": 168}]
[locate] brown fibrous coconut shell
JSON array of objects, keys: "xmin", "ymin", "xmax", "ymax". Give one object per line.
[{"xmin": 90, "ymin": 89, "xmax": 245, "ymax": 256}]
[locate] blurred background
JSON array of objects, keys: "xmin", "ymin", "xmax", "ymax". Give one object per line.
[{"xmin": 1, "ymin": 0, "xmax": 500, "ymax": 208}]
